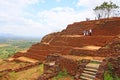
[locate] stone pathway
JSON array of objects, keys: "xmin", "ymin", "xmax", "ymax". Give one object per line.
[{"xmin": 76, "ymin": 59, "xmax": 102, "ymax": 80}]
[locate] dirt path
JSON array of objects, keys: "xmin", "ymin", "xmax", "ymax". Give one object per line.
[
  {"xmin": 73, "ymin": 45, "xmax": 101, "ymax": 51},
  {"xmin": 15, "ymin": 57, "xmax": 39, "ymax": 63},
  {"xmin": 61, "ymin": 35, "xmax": 83, "ymax": 37},
  {"xmin": 63, "ymin": 55, "xmax": 105, "ymax": 61}
]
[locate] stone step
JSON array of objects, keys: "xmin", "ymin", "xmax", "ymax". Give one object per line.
[
  {"xmin": 80, "ymin": 76, "xmax": 93, "ymax": 80},
  {"xmin": 86, "ymin": 63, "xmax": 100, "ymax": 69},
  {"xmin": 83, "ymin": 70, "xmax": 96, "ymax": 75},
  {"xmin": 84, "ymin": 68, "xmax": 98, "ymax": 72},
  {"xmin": 81, "ymin": 73, "xmax": 95, "ymax": 79},
  {"xmin": 79, "ymin": 59, "xmax": 102, "ymax": 80}
]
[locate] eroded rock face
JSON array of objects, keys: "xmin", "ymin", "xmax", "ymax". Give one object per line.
[
  {"xmin": 107, "ymin": 56, "xmax": 120, "ymax": 77},
  {"xmin": 98, "ymin": 37, "xmax": 120, "ymax": 56},
  {"xmin": 95, "ymin": 56, "xmax": 120, "ymax": 80},
  {"xmin": 40, "ymin": 32, "xmax": 60, "ymax": 43}
]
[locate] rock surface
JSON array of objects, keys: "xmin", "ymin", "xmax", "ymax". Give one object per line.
[{"xmin": 13, "ymin": 17, "xmax": 120, "ymax": 61}]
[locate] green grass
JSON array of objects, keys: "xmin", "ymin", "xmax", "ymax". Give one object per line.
[
  {"xmin": 14, "ymin": 64, "xmax": 44, "ymax": 80},
  {"xmin": 104, "ymin": 63, "xmax": 120, "ymax": 80},
  {"xmin": 9, "ymin": 71, "xmax": 18, "ymax": 79},
  {"xmin": 78, "ymin": 59, "xmax": 82, "ymax": 64},
  {"xmin": 0, "ymin": 64, "xmax": 44, "ymax": 80},
  {"xmin": 104, "ymin": 71, "xmax": 113, "ymax": 80},
  {"xmin": 104, "ymin": 71, "xmax": 120, "ymax": 80},
  {"xmin": 90, "ymin": 61, "xmax": 100, "ymax": 64},
  {"xmin": 52, "ymin": 69, "xmax": 74, "ymax": 80}
]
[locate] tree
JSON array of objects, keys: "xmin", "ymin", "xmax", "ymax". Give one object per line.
[{"xmin": 93, "ymin": 1, "xmax": 119, "ymax": 19}]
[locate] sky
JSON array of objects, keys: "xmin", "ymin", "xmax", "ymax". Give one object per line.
[{"xmin": 0, "ymin": 0, "xmax": 120, "ymax": 38}]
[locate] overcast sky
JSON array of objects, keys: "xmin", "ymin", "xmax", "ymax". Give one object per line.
[{"xmin": 0, "ymin": 0, "xmax": 120, "ymax": 38}]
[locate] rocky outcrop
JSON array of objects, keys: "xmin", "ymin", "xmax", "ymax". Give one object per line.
[
  {"xmin": 95, "ymin": 56, "xmax": 120, "ymax": 80},
  {"xmin": 107, "ymin": 56, "xmax": 120, "ymax": 77},
  {"xmin": 13, "ymin": 17, "xmax": 120, "ymax": 61},
  {"xmin": 98, "ymin": 37, "xmax": 120, "ymax": 56},
  {"xmin": 61, "ymin": 17, "xmax": 120, "ymax": 36},
  {"xmin": 41, "ymin": 32, "xmax": 60, "ymax": 43}
]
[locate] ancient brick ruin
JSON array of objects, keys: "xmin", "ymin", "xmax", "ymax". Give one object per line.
[
  {"xmin": 36, "ymin": 54, "xmax": 120, "ymax": 80},
  {"xmin": 14, "ymin": 17, "xmax": 120, "ymax": 61},
  {"xmin": 12, "ymin": 17, "xmax": 120, "ymax": 79}
]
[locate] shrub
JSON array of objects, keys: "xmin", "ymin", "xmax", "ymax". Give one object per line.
[
  {"xmin": 52, "ymin": 68, "xmax": 70, "ymax": 80},
  {"xmin": 104, "ymin": 71, "xmax": 113, "ymax": 80},
  {"xmin": 104, "ymin": 62, "xmax": 120, "ymax": 80}
]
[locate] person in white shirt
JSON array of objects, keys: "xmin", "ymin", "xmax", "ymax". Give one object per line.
[{"xmin": 89, "ymin": 29, "xmax": 92, "ymax": 36}]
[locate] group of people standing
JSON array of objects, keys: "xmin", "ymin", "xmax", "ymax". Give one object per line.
[{"xmin": 83, "ymin": 29, "xmax": 92, "ymax": 36}]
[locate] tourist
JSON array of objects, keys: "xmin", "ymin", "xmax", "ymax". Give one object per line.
[
  {"xmin": 86, "ymin": 31, "xmax": 89, "ymax": 36},
  {"xmin": 83, "ymin": 30, "xmax": 86, "ymax": 36},
  {"xmin": 89, "ymin": 29, "xmax": 92, "ymax": 36},
  {"xmin": 98, "ymin": 14, "xmax": 101, "ymax": 19}
]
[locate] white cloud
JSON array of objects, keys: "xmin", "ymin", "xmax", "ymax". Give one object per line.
[
  {"xmin": 76, "ymin": 0, "xmax": 120, "ymax": 19},
  {"xmin": 0, "ymin": 0, "xmax": 119, "ymax": 38},
  {"xmin": 0, "ymin": 0, "xmax": 40, "ymax": 23},
  {"xmin": 0, "ymin": 2, "xmax": 95, "ymax": 37},
  {"xmin": 0, "ymin": 0, "xmax": 50, "ymax": 37},
  {"xmin": 0, "ymin": 18, "xmax": 52, "ymax": 37},
  {"xmin": 77, "ymin": 0, "xmax": 120, "ymax": 9},
  {"xmin": 38, "ymin": 7, "xmax": 94, "ymax": 32}
]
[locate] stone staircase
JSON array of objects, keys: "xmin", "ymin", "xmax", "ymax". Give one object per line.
[{"xmin": 80, "ymin": 60, "xmax": 102, "ymax": 80}]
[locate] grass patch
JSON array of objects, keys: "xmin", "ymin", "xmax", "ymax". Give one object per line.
[
  {"xmin": 104, "ymin": 71, "xmax": 113, "ymax": 80},
  {"xmin": 90, "ymin": 61, "xmax": 100, "ymax": 64},
  {"xmin": 9, "ymin": 71, "xmax": 18, "ymax": 79},
  {"xmin": 52, "ymin": 69, "xmax": 74, "ymax": 80},
  {"xmin": 104, "ymin": 63, "xmax": 120, "ymax": 80},
  {"xmin": 38, "ymin": 64, "xmax": 44, "ymax": 74},
  {"xmin": 14, "ymin": 64, "xmax": 44, "ymax": 80},
  {"xmin": 104, "ymin": 71, "xmax": 120, "ymax": 80},
  {"xmin": 78, "ymin": 59, "xmax": 82, "ymax": 63}
]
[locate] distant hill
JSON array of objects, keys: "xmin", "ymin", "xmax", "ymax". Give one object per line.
[
  {"xmin": 0, "ymin": 33, "xmax": 41, "ymax": 43},
  {"xmin": 0, "ymin": 33, "xmax": 16, "ymax": 38}
]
